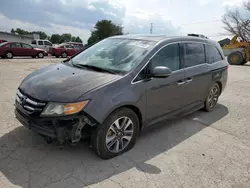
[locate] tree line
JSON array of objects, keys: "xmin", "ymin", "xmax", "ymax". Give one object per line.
[
  {"xmin": 10, "ymin": 20, "xmax": 124, "ymax": 46},
  {"xmin": 11, "ymin": 28, "xmax": 83, "ymax": 44}
]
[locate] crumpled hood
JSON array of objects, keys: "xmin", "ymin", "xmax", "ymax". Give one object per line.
[{"xmin": 19, "ymin": 63, "xmax": 121, "ymax": 102}]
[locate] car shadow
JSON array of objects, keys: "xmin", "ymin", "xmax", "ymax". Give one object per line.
[{"xmin": 0, "ymin": 104, "xmax": 229, "ymax": 188}]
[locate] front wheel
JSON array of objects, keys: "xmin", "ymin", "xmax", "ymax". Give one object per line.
[
  {"xmin": 61, "ymin": 52, "xmax": 67, "ymax": 58},
  {"xmin": 204, "ymin": 83, "xmax": 221, "ymax": 112},
  {"xmin": 227, "ymin": 51, "xmax": 245, "ymax": 65},
  {"xmin": 5, "ymin": 52, "xmax": 13, "ymax": 59},
  {"xmin": 91, "ymin": 108, "xmax": 139, "ymax": 159},
  {"xmin": 37, "ymin": 52, "xmax": 44, "ymax": 58}
]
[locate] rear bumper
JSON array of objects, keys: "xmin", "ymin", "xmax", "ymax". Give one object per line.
[{"xmin": 15, "ymin": 108, "xmax": 88, "ymax": 143}]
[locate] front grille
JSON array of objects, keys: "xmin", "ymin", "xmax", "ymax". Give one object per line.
[{"xmin": 16, "ymin": 89, "xmax": 46, "ymax": 115}]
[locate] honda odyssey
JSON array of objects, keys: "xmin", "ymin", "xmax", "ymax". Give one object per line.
[{"xmin": 15, "ymin": 35, "xmax": 228, "ymax": 159}]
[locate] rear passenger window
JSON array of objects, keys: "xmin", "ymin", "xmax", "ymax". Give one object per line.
[
  {"xmin": 44, "ymin": 41, "xmax": 52, "ymax": 46},
  {"xmin": 206, "ymin": 45, "xmax": 223, "ymax": 63},
  {"xmin": 150, "ymin": 43, "xmax": 180, "ymax": 71},
  {"xmin": 38, "ymin": 41, "xmax": 43, "ymax": 45},
  {"xmin": 184, "ymin": 43, "xmax": 205, "ymax": 67},
  {"xmin": 10, "ymin": 43, "xmax": 21, "ymax": 48}
]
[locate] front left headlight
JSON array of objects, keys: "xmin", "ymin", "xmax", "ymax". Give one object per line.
[{"xmin": 41, "ymin": 100, "xmax": 89, "ymax": 116}]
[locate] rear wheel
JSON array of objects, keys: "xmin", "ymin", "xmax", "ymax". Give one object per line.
[
  {"xmin": 227, "ymin": 51, "xmax": 245, "ymax": 65},
  {"xmin": 204, "ymin": 83, "xmax": 221, "ymax": 112},
  {"xmin": 91, "ymin": 108, "xmax": 139, "ymax": 159},
  {"xmin": 5, "ymin": 52, "xmax": 13, "ymax": 59},
  {"xmin": 61, "ymin": 52, "xmax": 67, "ymax": 58},
  {"xmin": 37, "ymin": 52, "xmax": 44, "ymax": 58}
]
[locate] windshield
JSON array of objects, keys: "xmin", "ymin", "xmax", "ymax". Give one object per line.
[
  {"xmin": 0, "ymin": 42, "xmax": 8, "ymax": 47},
  {"xmin": 68, "ymin": 38, "xmax": 156, "ymax": 74}
]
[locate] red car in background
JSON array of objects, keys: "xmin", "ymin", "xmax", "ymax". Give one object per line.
[
  {"xmin": 49, "ymin": 44, "xmax": 81, "ymax": 58},
  {"xmin": 0, "ymin": 42, "xmax": 48, "ymax": 59},
  {"xmin": 66, "ymin": 42, "xmax": 85, "ymax": 50},
  {"xmin": 0, "ymin": 39, "xmax": 7, "ymax": 43}
]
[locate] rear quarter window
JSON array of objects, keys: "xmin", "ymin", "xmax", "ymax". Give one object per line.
[
  {"xmin": 205, "ymin": 45, "xmax": 223, "ymax": 64},
  {"xmin": 183, "ymin": 43, "xmax": 206, "ymax": 68}
]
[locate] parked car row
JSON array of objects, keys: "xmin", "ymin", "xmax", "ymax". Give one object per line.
[{"xmin": 0, "ymin": 41, "xmax": 84, "ymax": 59}]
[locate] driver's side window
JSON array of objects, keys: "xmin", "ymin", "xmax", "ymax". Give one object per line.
[{"xmin": 150, "ymin": 43, "xmax": 180, "ymax": 72}]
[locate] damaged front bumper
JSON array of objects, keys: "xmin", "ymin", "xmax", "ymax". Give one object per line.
[{"xmin": 15, "ymin": 108, "xmax": 97, "ymax": 144}]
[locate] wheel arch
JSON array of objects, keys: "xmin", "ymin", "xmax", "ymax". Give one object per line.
[
  {"xmin": 5, "ymin": 50, "xmax": 13, "ymax": 55},
  {"xmin": 100, "ymin": 104, "xmax": 143, "ymax": 131},
  {"xmin": 215, "ymin": 81, "xmax": 222, "ymax": 95}
]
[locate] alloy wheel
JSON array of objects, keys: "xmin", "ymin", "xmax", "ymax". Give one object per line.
[
  {"xmin": 105, "ymin": 116, "xmax": 134, "ymax": 153},
  {"xmin": 38, "ymin": 52, "xmax": 43, "ymax": 58},
  {"xmin": 207, "ymin": 85, "xmax": 219, "ymax": 109},
  {"xmin": 6, "ymin": 52, "xmax": 13, "ymax": 58},
  {"xmin": 62, "ymin": 52, "xmax": 67, "ymax": 58}
]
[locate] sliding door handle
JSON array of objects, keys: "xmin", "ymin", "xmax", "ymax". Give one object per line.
[
  {"xmin": 186, "ymin": 78, "xmax": 193, "ymax": 83},
  {"xmin": 177, "ymin": 80, "xmax": 186, "ymax": 86}
]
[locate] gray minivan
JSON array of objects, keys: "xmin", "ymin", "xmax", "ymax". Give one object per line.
[{"xmin": 15, "ymin": 35, "xmax": 228, "ymax": 159}]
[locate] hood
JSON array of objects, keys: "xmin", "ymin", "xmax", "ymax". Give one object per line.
[{"xmin": 19, "ymin": 63, "xmax": 122, "ymax": 102}]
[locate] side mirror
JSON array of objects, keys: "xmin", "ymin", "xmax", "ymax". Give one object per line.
[{"xmin": 151, "ymin": 66, "xmax": 172, "ymax": 78}]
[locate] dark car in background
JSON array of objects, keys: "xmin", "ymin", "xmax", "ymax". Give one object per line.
[
  {"xmin": 49, "ymin": 44, "xmax": 81, "ymax": 58},
  {"xmin": 0, "ymin": 42, "xmax": 48, "ymax": 59},
  {"xmin": 14, "ymin": 35, "xmax": 228, "ymax": 159}
]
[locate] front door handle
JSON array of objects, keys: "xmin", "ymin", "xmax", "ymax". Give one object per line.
[
  {"xmin": 177, "ymin": 80, "xmax": 186, "ymax": 86},
  {"xmin": 186, "ymin": 78, "xmax": 193, "ymax": 83}
]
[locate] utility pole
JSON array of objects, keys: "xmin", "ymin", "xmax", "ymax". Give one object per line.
[{"xmin": 150, "ymin": 23, "xmax": 153, "ymax": 34}]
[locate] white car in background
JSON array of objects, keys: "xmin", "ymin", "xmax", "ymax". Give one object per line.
[{"xmin": 31, "ymin": 39, "xmax": 53, "ymax": 52}]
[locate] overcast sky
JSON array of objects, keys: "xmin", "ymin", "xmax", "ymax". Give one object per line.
[{"xmin": 0, "ymin": 0, "xmax": 246, "ymax": 43}]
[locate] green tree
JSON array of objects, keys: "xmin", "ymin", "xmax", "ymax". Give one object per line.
[
  {"xmin": 50, "ymin": 34, "xmax": 61, "ymax": 44},
  {"xmin": 71, "ymin": 36, "xmax": 76, "ymax": 42},
  {"xmin": 87, "ymin": 20, "xmax": 123, "ymax": 45},
  {"xmin": 75, "ymin": 36, "xmax": 82, "ymax": 43},
  {"xmin": 10, "ymin": 28, "xmax": 15, "ymax": 34},
  {"xmin": 59, "ymin": 33, "xmax": 72, "ymax": 43},
  {"xmin": 15, "ymin": 28, "xmax": 30, "ymax": 35}
]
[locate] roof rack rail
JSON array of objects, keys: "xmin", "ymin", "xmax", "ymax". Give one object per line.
[{"xmin": 187, "ymin": 34, "xmax": 208, "ymax": 39}]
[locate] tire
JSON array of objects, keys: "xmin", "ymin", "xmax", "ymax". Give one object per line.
[
  {"xmin": 91, "ymin": 108, "xmax": 140, "ymax": 159},
  {"xmin": 56, "ymin": 56, "xmax": 59, "ymax": 58},
  {"xmin": 204, "ymin": 83, "xmax": 221, "ymax": 112},
  {"xmin": 5, "ymin": 52, "xmax": 13, "ymax": 59},
  {"xmin": 227, "ymin": 51, "xmax": 245, "ymax": 65},
  {"xmin": 37, "ymin": 52, "xmax": 44, "ymax": 58},
  {"xmin": 32, "ymin": 56, "xmax": 36, "ymax": 58},
  {"xmin": 61, "ymin": 52, "xmax": 67, "ymax": 58}
]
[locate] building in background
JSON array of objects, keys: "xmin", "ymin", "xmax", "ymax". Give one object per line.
[{"xmin": 0, "ymin": 31, "xmax": 40, "ymax": 44}]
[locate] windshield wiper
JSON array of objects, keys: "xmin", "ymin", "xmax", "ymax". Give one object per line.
[{"xmin": 73, "ymin": 64, "xmax": 117, "ymax": 74}]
